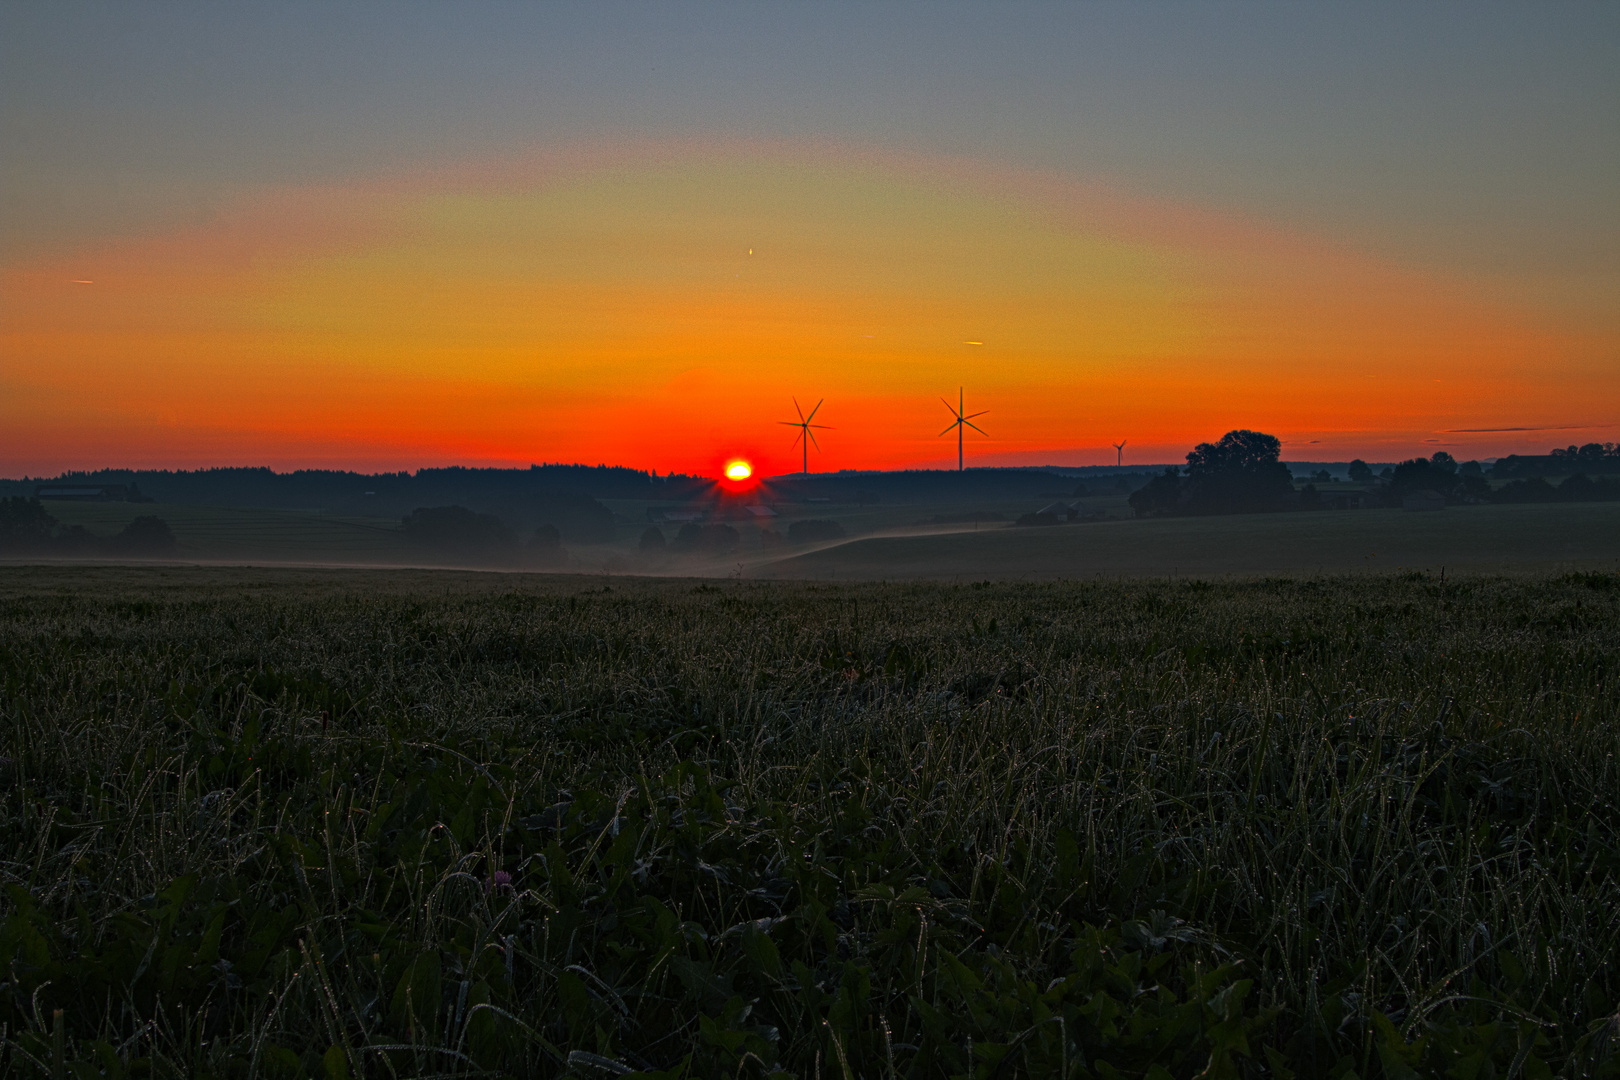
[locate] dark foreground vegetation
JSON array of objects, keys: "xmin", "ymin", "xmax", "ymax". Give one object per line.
[{"xmin": 2, "ymin": 568, "xmax": 1617, "ymax": 1079}]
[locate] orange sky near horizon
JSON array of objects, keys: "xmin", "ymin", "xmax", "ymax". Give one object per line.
[{"xmin": 2, "ymin": 145, "xmax": 1615, "ymax": 478}]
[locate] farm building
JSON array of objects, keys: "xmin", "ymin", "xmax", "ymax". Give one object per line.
[
  {"xmin": 1402, "ymin": 490, "xmax": 1446, "ymax": 511},
  {"xmin": 1323, "ymin": 489, "xmax": 1371, "ymax": 510},
  {"xmin": 35, "ymin": 483, "xmax": 135, "ymax": 501}
]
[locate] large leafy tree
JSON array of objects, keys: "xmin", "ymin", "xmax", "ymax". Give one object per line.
[
  {"xmin": 1127, "ymin": 431, "xmax": 1295, "ymax": 517},
  {"xmin": 1180, "ymin": 429, "xmax": 1294, "ymax": 514},
  {"xmin": 1388, "ymin": 454, "xmax": 1462, "ymax": 499}
]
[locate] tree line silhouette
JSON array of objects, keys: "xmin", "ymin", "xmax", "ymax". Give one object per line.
[{"xmin": 1130, "ymin": 433, "xmax": 1620, "ymax": 517}]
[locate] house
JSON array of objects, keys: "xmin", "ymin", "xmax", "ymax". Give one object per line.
[
  {"xmin": 648, "ymin": 507, "xmax": 706, "ymax": 523},
  {"xmin": 1324, "ymin": 490, "xmax": 1370, "ymax": 510},
  {"xmin": 1402, "ymin": 490, "xmax": 1446, "ymax": 511},
  {"xmin": 35, "ymin": 483, "xmax": 132, "ymax": 501}
]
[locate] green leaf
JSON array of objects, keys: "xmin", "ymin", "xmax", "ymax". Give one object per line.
[{"xmin": 322, "ymin": 1044, "xmax": 351, "ymax": 1080}]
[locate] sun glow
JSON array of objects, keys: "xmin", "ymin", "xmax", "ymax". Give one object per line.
[{"xmin": 3, "ymin": 148, "xmax": 1611, "ymax": 474}]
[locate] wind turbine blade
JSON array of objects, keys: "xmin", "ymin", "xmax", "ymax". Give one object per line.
[
  {"xmin": 779, "ymin": 421, "xmax": 802, "ymax": 427},
  {"xmin": 805, "ymin": 399, "xmax": 823, "ymax": 423},
  {"xmin": 939, "ymin": 421, "xmax": 962, "ymax": 438},
  {"xmin": 941, "ymin": 398, "xmax": 961, "ymax": 417},
  {"xmin": 808, "ymin": 423, "xmax": 832, "ymax": 430},
  {"xmin": 964, "ymin": 410, "xmax": 989, "ymax": 420},
  {"xmin": 964, "ymin": 420, "xmax": 988, "ymax": 436},
  {"xmin": 807, "ymin": 428, "xmax": 820, "ymax": 450}
]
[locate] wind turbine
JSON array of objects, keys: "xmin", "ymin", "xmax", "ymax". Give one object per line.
[
  {"xmin": 940, "ymin": 388, "xmax": 988, "ymax": 471},
  {"xmin": 1113, "ymin": 440, "xmax": 1128, "ymax": 467},
  {"xmin": 779, "ymin": 398, "xmax": 830, "ymax": 475}
]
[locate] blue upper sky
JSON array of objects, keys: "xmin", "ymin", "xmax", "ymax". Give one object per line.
[{"xmin": 5, "ymin": 1, "xmax": 1615, "ymax": 295}]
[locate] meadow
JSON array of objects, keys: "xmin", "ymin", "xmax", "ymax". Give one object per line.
[
  {"xmin": 1, "ymin": 565, "xmax": 1617, "ymax": 1079},
  {"xmin": 25, "ymin": 498, "xmax": 1620, "ymax": 584},
  {"xmin": 760, "ymin": 503, "xmax": 1620, "ymax": 581}
]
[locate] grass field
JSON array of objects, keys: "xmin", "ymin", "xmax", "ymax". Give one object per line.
[
  {"xmin": 757, "ymin": 502, "xmax": 1620, "ymax": 580},
  {"xmin": 2, "ymin": 564, "xmax": 1616, "ymax": 1078}
]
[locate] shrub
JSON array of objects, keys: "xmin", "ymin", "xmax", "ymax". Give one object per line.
[
  {"xmin": 108, "ymin": 515, "xmax": 177, "ymax": 556},
  {"xmin": 401, "ymin": 505, "xmax": 518, "ymax": 561}
]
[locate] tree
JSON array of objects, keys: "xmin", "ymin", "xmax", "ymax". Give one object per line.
[
  {"xmin": 401, "ymin": 505, "xmax": 518, "ymax": 562},
  {"xmin": 671, "ymin": 523, "xmax": 704, "ymax": 552},
  {"xmin": 1576, "ymin": 443, "xmax": 1611, "ymax": 467},
  {"xmin": 1180, "ymin": 430, "xmax": 1293, "ymax": 514},
  {"xmin": 1127, "ymin": 467, "xmax": 1183, "ymax": 517},
  {"xmin": 0, "ymin": 497, "xmax": 60, "ymax": 553},
  {"xmin": 1430, "ymin": 451, "xmax": 1457, "ymax": 473},
  {"xmin": 1185, "ymin": 429, "xmax": 1284, "ymax": 476},
  {"xmin": 1492, "ymin": 477, "xmax": 1557, "ymax": 503},
  {"xmin": 1387, "ymin": 458, "xmax": 1460, "ymax": 503},
  {"xmin": 527, "ymin": 523, "xmax": 565, "ymax": 567},
  {"xmin": 1347, "ymin": 459, "xmax": 1373, "ymax": 483},
  {"xmin": 110, "ymin": 516, "xmax": 177, "ymax": 556}
]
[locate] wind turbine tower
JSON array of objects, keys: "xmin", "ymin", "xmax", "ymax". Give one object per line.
[
  {"xmin": 1113, "ymin": 440, "xmax": 1127, "ymax": 467},
  {"xmin": 780, "ymin": 398, "xmax": 830, "ymax": 475},
  {"xmin": 940, "ymin": 388, "xmax": 988, "ymax": 471}
]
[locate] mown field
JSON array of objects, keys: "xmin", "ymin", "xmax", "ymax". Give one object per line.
[
  {"xmin": 1, "ymin": 565, "xmax": 1617, "ymax": 1079},
  {"xmin": 22, "ymin": 497, "xmax": 1619, "ymax": 583},
  {"xmin": 759, "ymin": 502, "xmax": 1620, "ymax": 581}
]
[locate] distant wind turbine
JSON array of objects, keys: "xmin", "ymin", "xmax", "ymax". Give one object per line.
[
  {"xmin": 779, "ymin": 398, "xmax": 830, "ymax": 475},
  {"xmin": 1113, "ymin": 440, "xmax": 1127, "ymax": 467},
  {"xmin": 940, "ymin": 388, "xmax": 988, "ymax": 471}
]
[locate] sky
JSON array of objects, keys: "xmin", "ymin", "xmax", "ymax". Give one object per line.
[{"xmin": 2, "ymin": 3, "xmax": 1616, "ymax": 477}]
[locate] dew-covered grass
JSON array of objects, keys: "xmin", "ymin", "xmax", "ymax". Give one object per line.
[{"xmin": 1, "ymin": 566, "xmax": 1616, "ymax": 1078}]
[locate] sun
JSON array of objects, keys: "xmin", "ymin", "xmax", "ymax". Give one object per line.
[{"xmin": 724, "ymin": 461, "xmax": 752, "ymax": 481}]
